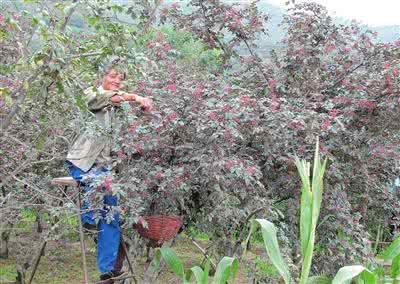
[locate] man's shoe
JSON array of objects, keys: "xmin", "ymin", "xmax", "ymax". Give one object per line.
[
  {"xmin": 98, "ymin": 272, "xmax": 113, "ymax": 284},
  {"xmin": 98, "ymin": 270, "xmax": 127, "ymax": 283}
]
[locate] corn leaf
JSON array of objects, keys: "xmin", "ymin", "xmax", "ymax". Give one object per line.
[
  {"xmin": 157, "ymin": 247, "xmax": 185, "ymax": 278},
  {"xmin": 188, "ymin": 260, "xmax": 210, "ymax": 284},
  {"xmin": 203, "ymin": 259, "xmax": 211, "ymax": 284},
  {"xmin": 332, "ymin": 265, "xmax": 371, "ymax": 284},
  {"xmin": 249, "ymin": 219, "xmax": 292, "ymax": 284},
  {"xmin": 379, "ymin": 235, "xmax": 400, "ymax": 261},
  {"xmin": 296, "ymin": 158, "xmax": 312, "ymax": 257},
  {"xmin": 212, "ymin": 256, "xmax": 239, "ymax": 284},
  {"xmin": 299, "ymin": 139, "xmax": 328, "ymax": 284},
  {"xmin": 359, "ymin": 269, "xmax": 378, "ymax": 284},
  {"xmin": 307, "ymin": 275, "xmax": 332, "ymax": 284},
  {"xmin": 391, "ymin": 253, "xmax": 400, "ymax": 279},
  {"xmin": 188, "ymin": 266, "xmax": 205, "ymax": 284}
]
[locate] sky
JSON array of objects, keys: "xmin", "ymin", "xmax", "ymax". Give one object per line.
[{"xmin": 267, "ymin": 0, "xmax": 400, "ymax": 26}]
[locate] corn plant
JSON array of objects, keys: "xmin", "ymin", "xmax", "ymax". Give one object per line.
[
  {"xmin": 153, "ymin": 246, "xmax": 239, "ymax": 284},
  {"xmin": 245, "ymin": 139, "xmax": 327, "ymax": 284},
  {"xmin": 378, "ymin": 234, "xmax": 400, "ymax": 283},
  {"xmin": 380, "ymin": 234, "xmax": 400, "ymax": 263},
  {"xmin": 331, "ymin": 265, "xmax": 377, "ymax": 284},
  {"xmin": 297, "ymin": 139, "xmax": 327, "ymax": 283},
  {"xmin": 244, "ymin": 138, "xmax": 400, "ymax": 283}
]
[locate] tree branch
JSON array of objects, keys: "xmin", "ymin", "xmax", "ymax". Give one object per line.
[
  {"xmin": 190, "ymin": 236, "xmax": 217, "ymax": 270},
  {"xmin": 199, "ymin": 1, "xmax": 231, "ymax": 61},
  {"xmin": 321, "ymin": 51, "xmax": 378, "ymax": 94},
  {"xmin": 143, "ymin": 0, "xmax": 163, "ymax": 33},
  {"xmin": 1, "ymin": 68, "xmax": 43, "ymax": 132},
  {"xmin": 59, "ymin": 0, "xmax": 79, "ymax": 32},
  {"xmin": 65, "ymin": 51, "xmax": 103, "ymax": 60},
  {"xmin": 241, "ymin": 37, "xmax": 269, "ymax": 82}
]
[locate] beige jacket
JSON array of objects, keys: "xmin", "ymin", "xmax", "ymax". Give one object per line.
[{"xmin": 67, "ymin": 86, "xmax": 124, "ymax": 172}]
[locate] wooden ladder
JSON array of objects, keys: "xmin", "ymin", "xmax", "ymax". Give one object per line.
[{"xmin": 27, "ymin": 177, "xmax": 137, "ymax": 284}]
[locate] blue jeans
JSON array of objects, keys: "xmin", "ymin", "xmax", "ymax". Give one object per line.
[{"xmin": 66, "ymin": 161, "xmax": 121, "ymax": 273}]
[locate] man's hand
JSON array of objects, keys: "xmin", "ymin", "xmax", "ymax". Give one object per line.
[
  {"xmin": 132, "ymin": 94, "xmax": 153, "ymax": 111},
  {"xmin": 111, "ymin": 93, "xmax": 136, "ymax": 106},
  {"xmin": 112, "ymin": 93, "xmax": 153, "ymax": 111},
  {"xmin": 140, "ymin": 97, "xmax": 153, "ymax": 112},
  {"xmin": 111, "ymin": 94, "xmax": 124, "ymax": 106}
]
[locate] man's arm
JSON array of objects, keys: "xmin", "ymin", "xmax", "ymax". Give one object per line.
[
  {"xmin": 112, "ymin": 93, "xmax": 153, "ymax": 111},
  {"xmin": 86, "ymin": 87, "xmax": 113, "ymax": 111},
  {"xmin": 111, "ymin": 93, "xmax": 138, "ymax": 104}
]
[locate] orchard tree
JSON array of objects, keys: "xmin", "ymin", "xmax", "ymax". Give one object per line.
[{"xmin": 232, "ymin": 2, "xmax": 400, "ymax": 274}]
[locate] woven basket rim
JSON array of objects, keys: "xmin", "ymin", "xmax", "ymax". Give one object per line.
[
  {"xmin": 134, "ymin": 214, "xmax": 183, "ymax": 243},
  {"xmin": 141, "ymin": 214, "xmax": 183, "ymax": 219}
]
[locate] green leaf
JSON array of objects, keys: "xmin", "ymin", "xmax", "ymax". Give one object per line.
[
  {"xmin": 307, "ymin": 275, "xmax": 331, "ymax": 284},
  {"xmin": 332, "ymin": 265, "xmax": 370, "ymax": 284},
  {"xmin": 391, "ymin": 253, "xmax": 400, "ymax": 279},
  {"xmin": 0, "ymin": 88, "xmax": 13, "ymax": 106},
  {"xmin": 212, "ymin": 256, "xmax": 239, "ymax": 284},
  {"xmin": 33, "ymin": 53, "xmax": 47, "ymax": 64},
  {"xmin": 32, "ymin": 16, "xmax": 39, "ymax": 26},
  {"xmin": 87, "ymin": 16, "xmax": 99, "ymax": 26},
  {"xmin": 371, "ymin": 266, "xmax": 385, "ymax": 279},
  {"xmin": 159, "ymin": 247, "xmax": 185, "ymax": 278},
  {"xmin": 56, "ymin": 81, "xmax": 64, "ymax": 93},
  {"xmin": 188, "ymin": 265, "xmax": 207, "ymax": 284},
  {"xmin": 42, "ymin": 10, "xmax": 49, "ymax": 17},
  {"xmin": 35, "ymin": 133, "xmax": 47, "ymax": 151},
  {"xmin": 203, "ymin": 259, "xmax": 210, "ymax": 284},
  {"xmin": 297, "ymin": 158, "xmax": 312, "ymax": 257},
  {"xmin": 111, "ymin": 4, "xmax": 124, "ymax": 13},
  {"xmin": 297, "ymin": 138, "xmax": 328, "ymax": 284},
  {"xmin": 359, "ymin": 269, "xmax": 377, "ymax": 284},
  {"xmin": 186, "ymin": 260, "xmax": 210, "ymax": 284},
  {"xmin": 55, "ymin": 34, "xmax": 69, "ymax": 44},
  {"xmin": 75, "ymin": 93, "xmax": 88, "ymax": 111},
  {"xmin": 0, "ymin": 27, "xmax": 9, "ymax": 40},
  {"xmin": 246, "ymin": 219, "xmax": 292, "ymax": 284},
  {"xmin": 379, "ymin": 235, "xmax": 400, "ymax": 261}
]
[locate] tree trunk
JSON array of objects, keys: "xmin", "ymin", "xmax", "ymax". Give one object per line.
[
  {"xmin": 0, "ymin": 224, "xmax": 12, "ymax": 259},
  {"xmin": 16, "ymin": 268, "xmax": 26, "ymax": 284},
  {"xmin": 35, "ymin": 214, "xmax": 43, "ymax": 233}
]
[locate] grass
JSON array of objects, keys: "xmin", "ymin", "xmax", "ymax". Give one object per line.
[
  {"xmin": 253, "ymin": 256, "xmax": 279, "ymax": 278},
  {"xmin": 0, "ymin": 214, "xmax": 269, "ymax": 283},
  {"xmin": 242, "ymin": 251, "xmax": 281, "ymax": 283},
  {"xmin": 186, "ymin": 227, "xmax": 210, "ymax": 242},
  {"xmin": 0, "ymin": 211, "xmax": 98, "ymax": 284},
  {"xmin": 0, "ymin": 235, "xmax": 205, "ymax": 283},
  {"xmin": 0, "ymin": 232, "xmax": 266, "ymax": 283},
  {"xmin": 0, "ymin": 240, "xmax": 100, "ymax": 284},
  {"xmin": 0, "ymin": 263, "xmax": 16, "ymax": 283}
]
